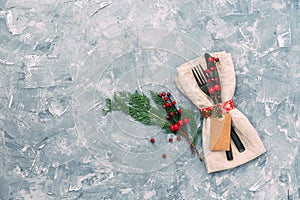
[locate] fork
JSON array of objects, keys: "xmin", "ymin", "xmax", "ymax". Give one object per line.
[
  {"xmin": 192, "ymin": 64, "xmax": 246, "ymax": 160},
  {"xmin": 191, "ymin": 65, "xmax": 209, "ymax": 96}
]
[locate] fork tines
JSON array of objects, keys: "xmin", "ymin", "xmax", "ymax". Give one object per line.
[{"xmin": 191, "ymin": 65, "xmax": 209, "ymax": 95}]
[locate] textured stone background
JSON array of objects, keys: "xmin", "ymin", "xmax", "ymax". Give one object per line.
[{"xmin": 0, "ymin": 0, "xmax": 299, "ymax": 199}]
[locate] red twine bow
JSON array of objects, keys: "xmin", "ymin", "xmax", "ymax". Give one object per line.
[{"xmin": 200, "ymin": 99, "xmax": 235, "ymax": 118}]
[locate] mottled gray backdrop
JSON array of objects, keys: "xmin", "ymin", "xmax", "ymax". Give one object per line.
[{"xmin": 0, "ymin": 0, "xmax": 299, "ymax": 199}]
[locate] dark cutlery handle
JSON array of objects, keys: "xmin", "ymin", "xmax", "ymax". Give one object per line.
[
  {"xmin": 226, "ymin": 144, "xmax": 233, "ymax": 161},
  {"xmin": 231, "ymin": 126, "xmax": 245, "ymax": 153}
]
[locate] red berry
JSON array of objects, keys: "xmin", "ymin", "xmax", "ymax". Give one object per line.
[
  {"xmin": 210, "ymin": 66, "xmax": 216, "ymax": 71},
  {"xmin": 215, "ymin": 58, "xmax": 219, "ymax": 62},
  {"xmin": 205, "ymin": 69, "xmax": 210, "ymax": 74},
  {"xmin": 183, "ymin": 118, "xmax": 189, "ymax": 124},
  {"xmin": 177, "ymin": 136, "xmax": 181, "ymax": 141},
  {"xmin": 208, "ymin": 57, "xmax": 215, "ymax": 62},
  {"xmin": 172, "ymin": 101, "xmax": 176, "ymax": 105},
  {"xmin": 161, "ymin": 92, "xmax": 166, "ymax": 96},
  {"xmin": 177, "ymin": 120, "xmax": 183, "ymax": 126},
  {"xmin": 209, "ymin": 87, "xmax": 215, "ymax": 94},
  {"xmin": 173, "ymin": 124, "xmax": 179, "ymax": 131},
  {"xmin": 169, "ymin": 112, "xmax": 174, "ymax": 116},
  {"xmin": 170, "ymin": 125, "xmax": 175, "ymax": 131},
  {"xmin": 214, "ymin": 78, "xmax": 219, "ymax": 82},
  {"xmin": 158, "ymin": 93, "xmax": 162, "ymax": 97},
  {"xmin": 150, "ymin": 138, "xmax": 155, "ymax": 143},
  {"xmin": 166, "ymin": 115, "xmax": 170, "ymax": 120},
  {"xmin": 177, "ymin": 109, "xmax": 182, "ymax": 113},
  {"xmin": 214, "ymin": 84, "xmax": 221, "ymax": 91},
  {"xmin": 162, "ymin": 154, "xmax": 167, "ymax": 158},
  {"xmin": 167, "ymin": 92, "xmax": 171, "ymax": 97},
  {"xmin": 166, "ymin": 103, "xmax": 171, "ymax": 107},
  {"xmin": 169, "ymin": 138, "xmax": 173, "ymax": 143},
  {"xmin": 163, "ymin": 104, "xmax": 167, "ymax": 108},
  {"xmin": 164, "ymin": 97, "xmax": 169, "ymax": 101},
  {"xmin": 207, "ymin": 79, "xmax": 211, "ymax": 83}
]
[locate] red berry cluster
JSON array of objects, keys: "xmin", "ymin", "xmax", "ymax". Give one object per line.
[
  {"xmin": 157, "ymin": 91, "xmax": 189, "ymax": 133},
  {"xmin": 205, "ymin": 57, "xmax": 221, "ymax": 95},
  {"xmin": 205, "ymin": 56, "xmax": 222, "ymax": 104},
  {"xmin": 208, "ymin": 56, "xmax": 220, "ymax": 63}
]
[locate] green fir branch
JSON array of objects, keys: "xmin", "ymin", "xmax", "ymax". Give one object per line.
[
  {"xmin": 103, "ymin": 90, "xmax": 171, "ymax": 130},
  {"xmin": 103, "ymin": 90, "xmax": 199, "ymax": 135},
  {"xmin": 128, "ymin": 91, "xmax": 152, "ymax": 125},
  {"xmin": 102, "ymin": 90, "xmax": 202, "ymax": 161}
]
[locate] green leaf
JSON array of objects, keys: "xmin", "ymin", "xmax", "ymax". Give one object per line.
[
  {"xmin": 128, "ymin": 91, "xmax": 151, "ymax": 125},
  {"xmin": 150, "ymin": 90, "xmax": 165, "ymax": 108},
  {"xmin": 148, "ymin": 107, "xmax": 167, "ymax": 128},
  {"xmin": 181, "ymin": 108, "xmax": 199, "ymax": 144},
  {"xmin": 102, "ymin": 98, "xmax": 112, "ymax": 115}
]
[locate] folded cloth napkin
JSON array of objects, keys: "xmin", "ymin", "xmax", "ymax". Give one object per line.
[{"xmin": 176, "ymin": 51, "xmax": 266, "ymax": 173}]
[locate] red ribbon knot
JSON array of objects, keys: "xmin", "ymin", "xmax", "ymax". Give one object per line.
[{"xmin": 200, "ymin": 99, "xmax": 235, "ymax": 118}]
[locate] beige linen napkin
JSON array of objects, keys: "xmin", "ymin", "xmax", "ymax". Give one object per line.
[{"xmin": 176, "ymin": 52, "xmax": 266, "ymax": 173}]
